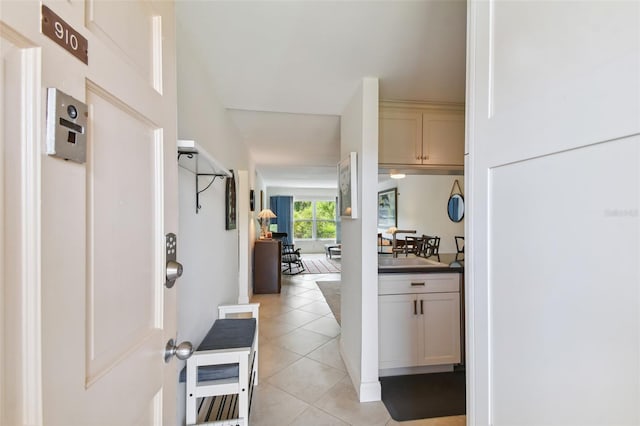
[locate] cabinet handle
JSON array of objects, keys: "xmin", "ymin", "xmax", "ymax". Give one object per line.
[
  {"xmin": 411, "ymin": 282, "xmax": 425, "ymax": 286},
  {"xmin": 420, "ymin": 299, "xmax": 424, "ymax": 315},
  {"xmin": 413, "ymin": 300, "xmax": 417, "ymax": 315}
]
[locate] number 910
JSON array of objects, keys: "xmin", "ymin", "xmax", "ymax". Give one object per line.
[{"xmin": 54, "ymin": 21, "xmax": 78, "ymax": 51}]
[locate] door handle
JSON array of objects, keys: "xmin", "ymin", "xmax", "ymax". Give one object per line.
[
  {"xmin": 414, "ymin": 300, "xmax": 417, "ymax": 315},
  {"xmin": 164, "ymin": 338, "xmax": 194, "ymax": 363},
  {"xmin": 411, "ymin": 282, "xmax": 425, "ymax": 286},
  {"xmin": 420, "ymin": 299, "xmax": 424, "ymax": 315}
]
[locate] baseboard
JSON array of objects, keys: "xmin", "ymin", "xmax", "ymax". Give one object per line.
[
  {"xmin": 379, "ymin": 364, "xmax": 454, "ymax": 377},
  {"xmin": 339, "ymin": 338, "xmax": 381, "ymax": 402},
  {"xmin": 358, "ymin": 380, "xmax": 381, "ymax": 402}
]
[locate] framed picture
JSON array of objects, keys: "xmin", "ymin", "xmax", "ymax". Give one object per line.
[
  {"xmin": 260, "ymin": 190, "xmax": 264, "ymax": 211},
  {"xmin": 225, "ymin": 170, "xmax": 236, "ymax": 230},
  {"xmin": 377, "ymin": 188, "xmax": 397, "ymax": 229},
  {"xmin": 338, "ymin": 152, "xmax": 358, "ymax": 218},
  {"xmin": 249, "ymin": 189, "xmax": 255, "ymax": 212}
]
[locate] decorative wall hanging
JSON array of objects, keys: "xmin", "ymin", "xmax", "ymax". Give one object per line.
[
  {"xmin": 225, "ymin": 170, "xmax": 237, "ymax": 230},
  {"xmin": 338, "ymin": 152, "xmax": 358, "ymax": 218},
  {"xmin": 447, "ymin": 179, "xmax": 464, "ymax": 222},
  {"xmin": 378, "ymin": 188, "xmax": 397, "ymax": 229}
]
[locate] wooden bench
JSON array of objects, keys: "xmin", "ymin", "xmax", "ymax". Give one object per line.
[{"xmin": 180, "ymin": 303, "xmax": 260, "ymax": 426}]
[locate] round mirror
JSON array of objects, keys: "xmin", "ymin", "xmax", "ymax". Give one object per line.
[{"xmin": 447, "ymin": 194, "xmax": 464, "ymax": 222}]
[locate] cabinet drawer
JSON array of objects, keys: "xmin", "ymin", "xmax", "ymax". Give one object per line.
[{"xmin": 379, "ymin": 273, "xmax": 459, "ymax": 295}]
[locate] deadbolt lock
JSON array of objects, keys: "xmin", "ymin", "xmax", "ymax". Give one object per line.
[{"xmin": 165, "ymin": 233, "xmax": 183, "ymax": 288}]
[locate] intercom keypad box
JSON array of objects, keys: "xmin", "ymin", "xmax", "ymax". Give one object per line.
[{"xmin": 46, "ymin": 88, "xmax": 87, "ymax": 163}]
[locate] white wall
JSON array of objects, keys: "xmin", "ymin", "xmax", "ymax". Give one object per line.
[
  {"xmin": 340, "ymin": 77, "xmax": 380, "ymax": 402},
  {"xmin": 175, "ymin": 32, "xmax": 255, "ymax": 425},
  {"xmin": 267, "ymin": 186, "xmax": 338, "ymax": 253},
  {"xmin": 378, "ymin": 175, "xmax": 464, "ymax": 253}
]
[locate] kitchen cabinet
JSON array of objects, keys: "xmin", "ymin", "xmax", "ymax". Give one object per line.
[
  {"xmin": 379, "ymin": 273, "xmax": 461, "ymax": 370},
  {"xmin": 379, "ymin": 101, "xmax": 464, "ymax": 171}
]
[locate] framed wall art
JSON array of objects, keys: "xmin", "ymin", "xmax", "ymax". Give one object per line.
[
  {"xmin": 225, "ymin": 170, "xmax": 237, "ymax": 230},
  {"xmin": 377, "ymin": 187, "xmax": 397, "ymax": 229},
  {"xmin": 338, "ymin": 152, "xmax": 358, "ymax": 218}
]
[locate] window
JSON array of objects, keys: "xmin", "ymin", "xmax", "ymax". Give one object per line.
[{"xmin": 293, "ymin": 200, "xmax": 336, "ymax": 240}]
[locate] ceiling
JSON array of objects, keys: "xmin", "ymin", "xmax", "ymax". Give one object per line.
[{"xmin": 175, "ymin": 1, "xmax": 467, "ymax": 188}]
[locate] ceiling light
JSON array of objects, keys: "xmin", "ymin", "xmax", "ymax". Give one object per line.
[{"xmin": 390, "ymin": 173, "xmax": 406, "ymax": 179}]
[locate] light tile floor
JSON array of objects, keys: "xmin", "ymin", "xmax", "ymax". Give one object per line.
[{"xmin": 249, "ymin": 259, "xmax": 465, "ymax": 426}]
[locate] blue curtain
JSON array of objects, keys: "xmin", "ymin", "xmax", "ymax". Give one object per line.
[
  {"xmin": 270, "ymin": 196, "xmax": 293, "ymax": 238},
  {"xmin": 335, "ymin": 196, "xmax": 341, "ymax": 243}
]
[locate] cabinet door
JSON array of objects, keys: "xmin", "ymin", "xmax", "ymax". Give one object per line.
[
  {"xmin": 422, "ymin": 111, "xmax": 465, "ymax": 166},
  {"xmin": 417, "ymin": 292, "xmax": 461, "ymax": 366},
  {"xmin": 379, "ymin": 110, "xmax": 422, "ymax": 165},
  {"xmin": 379, "ymin": 294, "xmax": 419, "ymax": 369}
]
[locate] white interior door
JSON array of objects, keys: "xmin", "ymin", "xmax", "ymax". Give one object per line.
[
  {"xmin": 467, "ymin": 1, "xmax": 639, "ymax": 425},
  {"xmin": 1, "ymin": 2, "xmax": 179, "ymax": 425}
]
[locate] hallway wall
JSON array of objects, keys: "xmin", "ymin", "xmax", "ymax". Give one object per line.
[{"xmin": 175, "ymin": 29, "xmax": 255, "ymax": 424}]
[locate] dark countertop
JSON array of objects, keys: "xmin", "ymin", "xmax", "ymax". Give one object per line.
[{"xmin": 378, "ymin": 253, "xmax": 464, "ymax": 273}]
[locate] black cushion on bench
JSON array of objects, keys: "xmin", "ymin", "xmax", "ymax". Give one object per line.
[
  {"xmin": 178, "ymin": 318, "xmax": 256, "ymax": 384},
  {"xmin": 199, "ymin": 318, "xmax": 256, "ymax": 351}
]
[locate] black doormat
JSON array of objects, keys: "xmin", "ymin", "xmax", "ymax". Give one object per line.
[{"xmin": 380, "ymin": 371, "xmax": 466, "ymax": 422}]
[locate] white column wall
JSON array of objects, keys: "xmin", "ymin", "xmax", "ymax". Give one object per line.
[{"xmin": 339, "ymin": 77, "xmax": 380, "ymax": 402}]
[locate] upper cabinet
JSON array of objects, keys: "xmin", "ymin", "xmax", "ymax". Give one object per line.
[{"xmin": 379, "ymin": 101, "xmax": 465, "ymax": 173}]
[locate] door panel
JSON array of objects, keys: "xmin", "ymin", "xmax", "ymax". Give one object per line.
[
  {"xmin": 2, "ymin": 1, "xmax": 178, "ymax": 424},
  {"xmin": 467, "ymin": 1, "xmax": 640, "ymax": 425},
  {"xmin": 378, "ymin": 110, "xmax": 422, "ymax": 165},
  {"xmin": 490, "ymin": 138, "xmax": 639, "ymax": 425},
  {"xmin": 379, "ymin": 294, "xmax": 418, "ymax": 369},
  {"xmin": 86, "ymin": 0, "xmax": 158, "ymax": 90},
  {"xmin": 422, "ymin": 113, "xmax": 464, "ymax": 166},
  {"xmin": 418, "ymin": 292, "xmax": 460, "ymax": 366},
  {"xmin": 86, "ymin": 84, "xmax": 163, "ymax": 381}
]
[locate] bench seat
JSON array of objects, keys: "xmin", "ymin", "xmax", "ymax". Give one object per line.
[
  {"xmin": 183, "ymin": 304, "xmax": 259, "ymax": 426},
  {"xmin": 179, "ymin": 318, "xmax": 256, "ymax": 384}
]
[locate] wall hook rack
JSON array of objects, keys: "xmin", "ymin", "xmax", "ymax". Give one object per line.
[{"xmin": 177, "ymin": 140, "xmax": 232, "ymax": 213}]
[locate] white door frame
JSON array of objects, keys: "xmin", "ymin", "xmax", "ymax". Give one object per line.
[{"xmin": 0, "ymin": 23, "xmax": 43, "ymax": 426}]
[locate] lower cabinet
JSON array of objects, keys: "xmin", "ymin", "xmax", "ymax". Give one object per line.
[{"xmin": 379, "ymin": 274, "xmax": 461, "ymax": 370}]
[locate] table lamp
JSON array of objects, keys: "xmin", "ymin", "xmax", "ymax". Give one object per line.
[{"xmin": 257, "ymin": 208, "xmax": 277, "ymax": 239}]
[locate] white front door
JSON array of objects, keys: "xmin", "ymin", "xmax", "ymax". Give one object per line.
[
  {"xmin": 1, "ymin": 2, "xmax": 179, "ymax": 425},
  {"xmin": 467, "ymin": 1, "xmax": 639, "ymax": 425}
]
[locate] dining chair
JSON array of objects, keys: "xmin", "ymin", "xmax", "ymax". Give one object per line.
[
  {"xmin": 455, "ymin": 236, "xmax": 465, "ymax": 255},
  {"xmin": 418, "ymin": 235, "xmax": 441, "ymax": 261}
]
